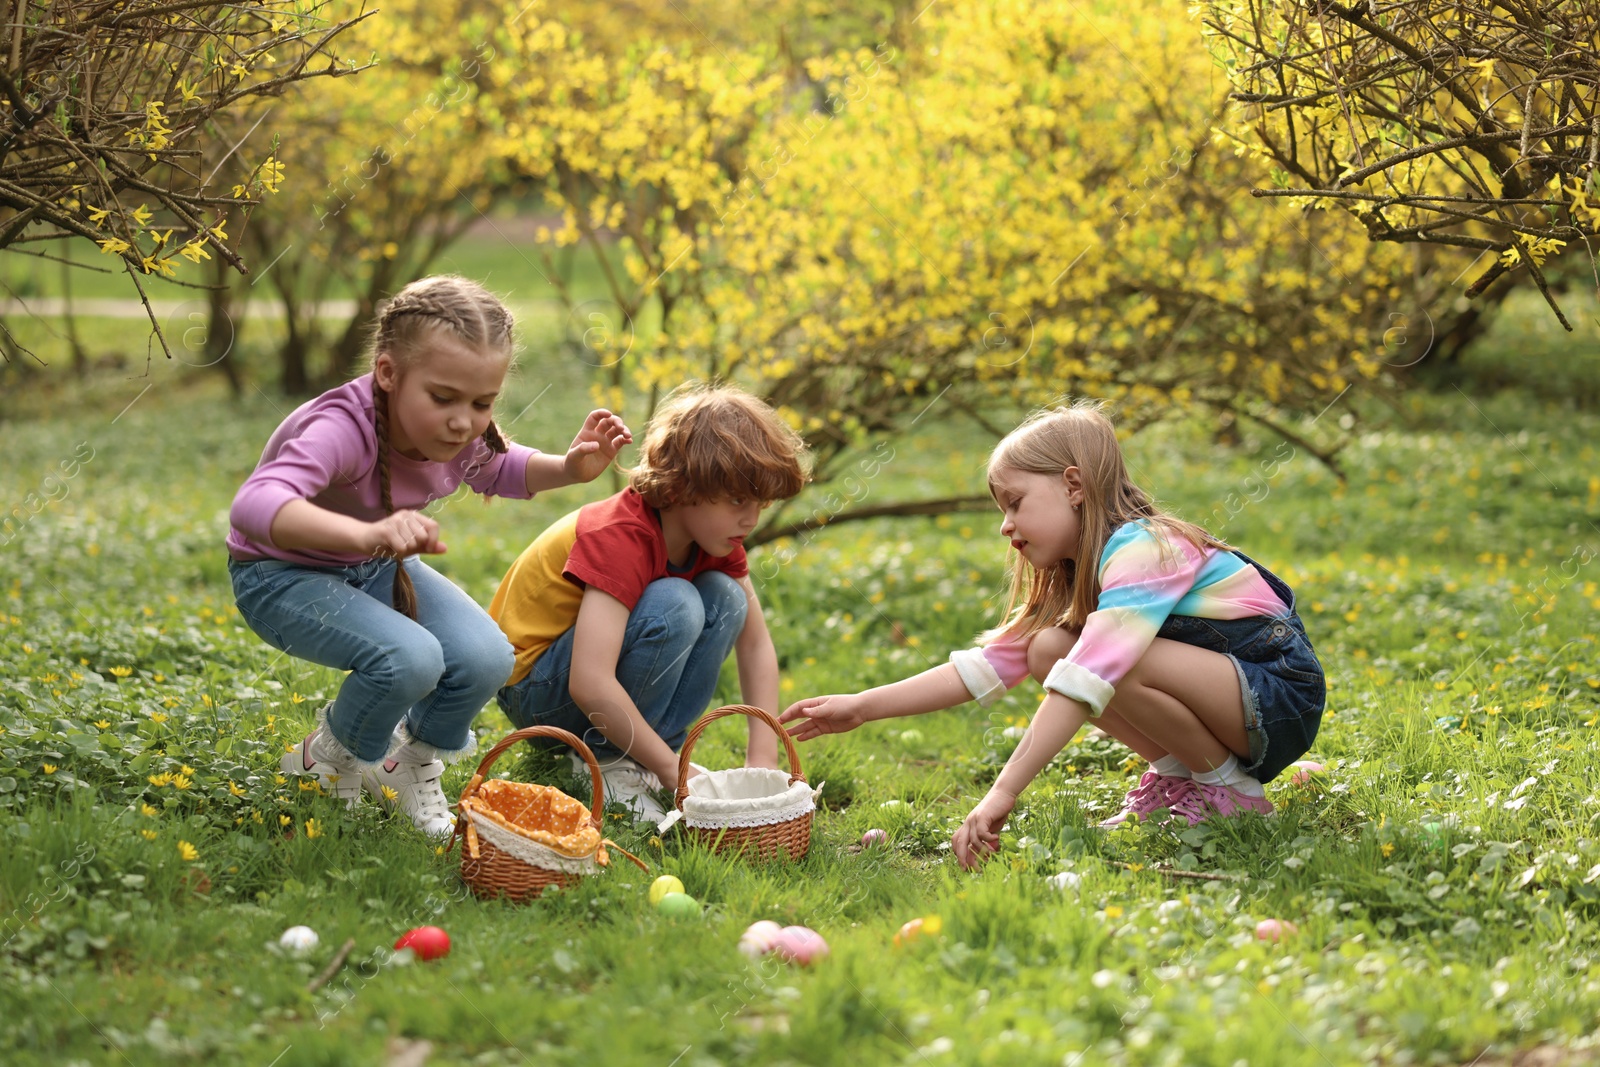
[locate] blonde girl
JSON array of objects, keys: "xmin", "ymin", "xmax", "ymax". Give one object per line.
[
  {"xmin": 227, "ymin": 275, "xmax": 630, "ymax": 835},
  {"xmin": 782, "ymin": 399, "xmax": 1324, "ymax": 867}
]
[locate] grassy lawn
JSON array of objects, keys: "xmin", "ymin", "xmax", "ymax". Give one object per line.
[{"xmin": 2, "ymin": 288, "xmax": 1599, "ymax": 1066}]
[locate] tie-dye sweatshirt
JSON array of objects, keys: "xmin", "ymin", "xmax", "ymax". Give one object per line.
[{"xmin": 948, "ymin": 520, "xmax": 1290, "ymax": 715}]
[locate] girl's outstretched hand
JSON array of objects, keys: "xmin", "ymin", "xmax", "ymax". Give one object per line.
[
  {"xmin": 368, "ymin": 510, "xmax": 445, "ymax": 557},
  {"xmin": 779, "ymin": 694, "xmax": 870, "ymax": 741},
  {"xmin": 563, "ymin": 410, "xmax": 633, "ymax": 483},
  {"xmin": 952, "ymin": 787, "xmax": 1017, "ymax": 871}
]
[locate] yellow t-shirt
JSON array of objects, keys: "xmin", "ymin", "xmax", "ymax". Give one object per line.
[{"xmin": 489, "ymin": 489, "xmax": 749, "ymax": 685}]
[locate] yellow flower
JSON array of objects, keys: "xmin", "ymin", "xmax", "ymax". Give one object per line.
[
  {"xmin": 140, "ymin": 803, "xmax": 158, "ymax": 817},
  {"xmin": 140, "ymin": 829, "xmax": 158, "ymax": 841},
  {"xmin": 98, "ymin": 237, "xmax": 130, "ymax": 256},
  {"xmin": 290, "ymin": 693, "xmax": 306, "ymax": 704},
  {"xmin": 172, "ymin": 775, "xmax": 192, "ymax": 790},
  {"xmin": 108, "ymin": 665, "xmax": 132, "ymax": 678},
  {"xmin": 148, "ymin": 772, "xmax": 173, "ymax": 787},
  {"xmin": 1381, "ymin": 843, "xmax": 1395, "ymax": 857},
  {"xmin": 274, "ymin": 774, "xmax": 287, "ymax": 785},
  {"xmin": 177, "ymin": 840, "xmax": 199, "ymax": 862},
  {"xmin": 129, "ymin": 204, "xmax": 153, "ymax": 227},
  {"xmin": 179, "ymin": 239, "xmax": 211, "ymax": 263},
  {"xmin": 251, "ymin": 810, "xmax": 263, "ymax": 824},
  {"xmin": 87, "ymin": 206, "xmax": 111, "ymax": 223},
  {"xmin": 259, "ymin": 156, "xmax": 285, "ymax": 193},
  {"xmin": 180, "ymin": 765, "xmax": 194, "ymax": 776},
  {"xmin": 42, "ymin": 764, "xmax": 58, "ymax": 774},
  {"xmin": 304, "ymin": 818, "xmax": 323, "ymax": 839},
  {"xmin": 381, "ymin": 785, "xmax": 398, "ymax": 802},
  {"xmin": 1103, "ymin": 906, "xmax": 1124, "ymax": 919},
  {"xmin": 298, "ymin": 780, "xmax": 322, "ymax": 793},
  {"xmin": 228, "ymin": 781, "xmax": 247, "ymax": 797},
  {"xmin": 94, "ymin": 720, "xmax": 111, "ymax": 730},
  {"xmin": 279, "ymin": 814, "xmax": 292, "ymax": 827},
  {"xmin": 150, "ymin": 712, "xmax": 169, "ymax": 724}
]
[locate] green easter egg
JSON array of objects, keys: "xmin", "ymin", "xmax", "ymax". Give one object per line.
[{"xmin": 656, "ymin": 892, "xmax": 701, "ymax": 919}]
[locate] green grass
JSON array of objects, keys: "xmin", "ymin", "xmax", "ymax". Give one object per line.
[{"xmin": 3, "ymin": 293, "xmax": 1600, "ymax": 1066}]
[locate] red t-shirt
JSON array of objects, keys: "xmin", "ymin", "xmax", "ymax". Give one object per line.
[{"xmin": 490, "ymin": 489, "xmax": 749, "ymax": 684}]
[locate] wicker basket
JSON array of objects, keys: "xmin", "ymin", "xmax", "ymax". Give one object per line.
[
  {"xmin": 453, "ymin": 726, "xmax": 645, "ymax": 902},
  {"xmin": 668, "ymin": 704, "xmax": 814, "ymax": 862}
]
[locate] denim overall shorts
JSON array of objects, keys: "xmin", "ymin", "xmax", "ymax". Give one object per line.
[{"xmin": 1153, "ymin": 550, "xmax": 1326, "ymax": 784}]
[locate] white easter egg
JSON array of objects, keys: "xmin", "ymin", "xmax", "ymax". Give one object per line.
[{"xmin": 279, "ymin": 925, "xmax": 319, "ymax": 953}]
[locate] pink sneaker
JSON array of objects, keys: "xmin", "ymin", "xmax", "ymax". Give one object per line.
[
  {"xmin": 1098, "ymin": 772, "xmax": 1192, "ymax": 828},
  {"xmin": 1167, "ymin": 780, "xmax": 1275, "ymax": 826}
]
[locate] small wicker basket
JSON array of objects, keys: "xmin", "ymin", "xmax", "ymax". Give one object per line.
[
  {"xmin": 668, "ymin": 704, "xmax": 814, "ymax": 862},
  {"xmin": 453, "ymin": 726, "xmax": 645, "ymax": 902}
]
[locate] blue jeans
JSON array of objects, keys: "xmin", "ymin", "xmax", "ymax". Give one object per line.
[
  {"xmin": 496, "ymin": 572, "xmax": 748, "ymax": 762},
  {"xmin": 229, "ymin": 556, "xmax": 514, "ymax": 762}
]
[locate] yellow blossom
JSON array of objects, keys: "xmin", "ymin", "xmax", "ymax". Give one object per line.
[
  {"xmin": 140, "ymin": 829, "xmax": 158, "ymax": 840},
  {"xmin": 177, "ymin": 840, "xmax": 199, "ymax": 862},
  {"xmin": 94, "ymin": 719, "xmax": 110, "ymax": 729},
  {"xmin": 141, "ymin": 803, "xmax": 159, "ymax": 817},
  {"xmin": 109, "ymin": 665, "xmax": 132, "ymax": 677},
  {"xmin": 305, "ymin": 819, "xmax": 323, "ymax": 839},
  {"xmin": 42, "ymin": 764, "xmax": 58, "ymax": 774}
]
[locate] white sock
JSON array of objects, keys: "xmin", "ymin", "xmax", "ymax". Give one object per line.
[
  {"xmin": 394, "ymin": 737, "xmax": 444, "ymax": 764},
  {"xmin": 1192, "ymin": 755, "xmax": 1265, "ymax": 797},
  {"xmin": 1150, "ymin": 754, "xmax": 1191, "ymax": 778}
]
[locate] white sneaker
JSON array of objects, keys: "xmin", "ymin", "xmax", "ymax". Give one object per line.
[
  {"xmin": 363, "ymin": 741, "xmax": 456, "ymax": 836},
  {"xmin": 280, "ymin": 727, "xmax": 363, "ymax": 807},
  {"xmin": 582, "ymin": 754, "xmax": 667, "ymax": 824}
]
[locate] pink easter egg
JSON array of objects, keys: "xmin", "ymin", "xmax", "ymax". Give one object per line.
[
  {"xmin": 773, "ymin": 925, "xmax": 829, "ymax": 966},
  {"xmin": 1255, "ymin": 918, "xmax": 1299, "ymax": 942},
  {"xmin": 1290, "ymin": 761, "xmax": 1325, "ymax": 785},
  {"xmin": 738, "ymin": 920, "xmax": 784, "ymax": 959},
  {"xmin": 861, "ymin": 828, "xmax": 888, "ymax": 847}
]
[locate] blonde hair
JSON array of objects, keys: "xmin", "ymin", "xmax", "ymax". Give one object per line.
[
  {"xmin": 369, "ymin": 275, "xmax": 516, "ymax": 620},
  {"xmin": 627, "ymin": 382, "xmax": 810, "ymax": 507},
  {"xmin": 982, "ymin": 398, "xmax": 1227, "ymax": 644}
]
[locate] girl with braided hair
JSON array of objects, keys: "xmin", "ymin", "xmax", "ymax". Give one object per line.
[{"xmin": 227, "ymin": 275, "xmax": 631, "ymax": 835}]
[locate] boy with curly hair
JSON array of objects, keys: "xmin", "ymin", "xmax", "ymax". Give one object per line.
[{"xmin": 490, "ymin": 383, "xmax": 809, "ymax": 821}]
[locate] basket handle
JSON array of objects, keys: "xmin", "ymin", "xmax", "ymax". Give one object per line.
[
  {"xmin": 454, "ymin": 726, "xmax": 605, "ymax": 838},
  {"xmin": 674, "ymin": 704, "xmax": 806, "ymax": 812}
]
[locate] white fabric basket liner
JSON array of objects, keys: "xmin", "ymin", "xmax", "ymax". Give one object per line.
[
  {"xmin": 466, "ymin": 809, "xmax": 600, "ymax": 876},
  {"xmin": 681, "ymin": 767, "xmax": 815, "ymax": 830}
]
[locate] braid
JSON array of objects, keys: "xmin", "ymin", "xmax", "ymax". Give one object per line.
[
  {"xmin": 481, "ymin": 418, "xmax": 509, "ymax": 454},
  {"xmin": 372, "ymin": 377, "xmax": 420, "ymax": 621}
]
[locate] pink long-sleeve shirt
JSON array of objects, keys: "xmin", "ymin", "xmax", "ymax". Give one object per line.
[
  {"xmin": 226, "ymin": 373, "xmax": 537, "ymax": 567},
  {"xmin": 949, "ymin": 520, "xmax": 1290, "ymax": 715}
]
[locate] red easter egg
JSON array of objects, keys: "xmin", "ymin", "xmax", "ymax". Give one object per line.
[
  {"xmin": 395, "ymin": 925, "xmax": 451, "ymax": 961},
  {"xmin": 1254, "ymin": 918, "xmax": 1298, "ymax": 943}
]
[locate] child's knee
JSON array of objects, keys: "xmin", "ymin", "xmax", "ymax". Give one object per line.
[
  {"xmin": 1027, "ymin": 627, "xmax": 1081, "ymax": 684},
  {"xmin": 636, "ymin": 577, "xmax": 706, "ymax": 636},
  {"xmin": 695, "ymin": 571, "xmax": 747, "ymax": 630},
  {"xmin": 452, "ymin": 632, "xmax": 515, "ymax": 690},
  {"xmin": 374, "ymin": 637, "xmax": 446, "ymax": 701}
]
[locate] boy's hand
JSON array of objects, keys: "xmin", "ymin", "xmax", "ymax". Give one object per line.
[
  {"xmin": 952, "ymin": 787, "xmax": 1016, "ymax": 871},
  {"xmin": 562, "ymin": 410, "xmax": 633, "ymax": 484},
  {"xmin": 779, "ymin": 694, "xmax": 869, "ymax": 741},
  {"xmin": 367, "ymin": 510, "xmax": 445, "ymax": 557}
]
